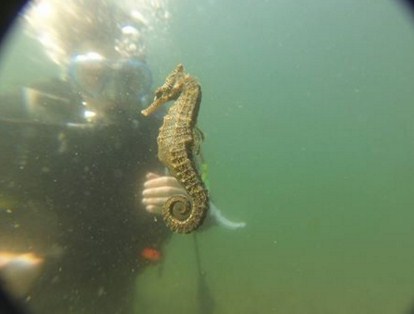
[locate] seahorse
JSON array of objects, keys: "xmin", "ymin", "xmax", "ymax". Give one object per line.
[{"xmin": 141, "ymin": 64, "xmax": 209, "ymax": 233}]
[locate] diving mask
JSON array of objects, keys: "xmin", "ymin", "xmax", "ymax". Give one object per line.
[{"xmin": 68, "ymin": 52, "xmax": 152, "ymax": 103}]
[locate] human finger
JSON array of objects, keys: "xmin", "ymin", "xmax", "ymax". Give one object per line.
[
  {"xmin": 145, "ymin": 172, "xmax": 160, "ymax": 180},
  {"xmin": 145, "ymin": 204, "xmax": 160, "ymax": 214},
  {"xmin": 142, "ymin": 186, "xmax": 185, "ymax": 198},
  {"xmin": 142, "ymin": 196, "xmax": 169, "ymax": 207},
  {"xmin": 143, "ymin": 175, "xmax": 182, "ymax": 189}
]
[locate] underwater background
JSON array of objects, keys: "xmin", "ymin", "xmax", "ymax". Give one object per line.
[{"xmin": 1, "ymin": 0, "xmax": 414, "ymax": 313}]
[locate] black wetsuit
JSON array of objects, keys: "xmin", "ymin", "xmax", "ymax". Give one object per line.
[{"xmin": 0, "ymin": 79, "xmax": 170, "ymax": 314}]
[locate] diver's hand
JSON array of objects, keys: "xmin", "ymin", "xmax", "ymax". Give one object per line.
[{"xmin": 142, "ymin": 172, "xmax": 185, "ymax": 214}]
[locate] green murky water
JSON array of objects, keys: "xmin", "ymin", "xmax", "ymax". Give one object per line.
[{"xmin": 1, "ymin": 0, "xmax": 414, "ymax": 313}]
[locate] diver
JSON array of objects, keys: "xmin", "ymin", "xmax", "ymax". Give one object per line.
[
  {"xmin": 0, "ymin": 1, "xmax": 181, "ymax": 313},
  {"xmin": 0, "ymin": 0, "xmax": 245, "ymax": 313}
]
